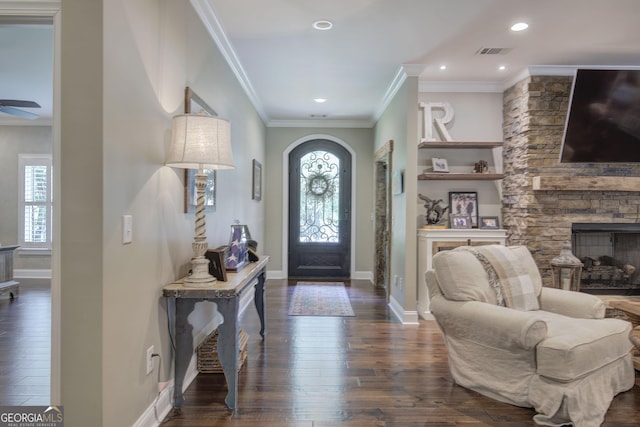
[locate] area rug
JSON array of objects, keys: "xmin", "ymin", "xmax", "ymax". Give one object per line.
[{"xmin": 288, "ymin": 282, "xmax": 355, "ymax": 317}]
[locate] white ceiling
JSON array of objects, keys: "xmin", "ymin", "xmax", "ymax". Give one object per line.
[
  {"xmin": 1, "ymin": 0, "xmax": 639, "ymax": 127},
  {"xmin": 204, "ymin": 0, "xmax": 640, "ymax": 126}
]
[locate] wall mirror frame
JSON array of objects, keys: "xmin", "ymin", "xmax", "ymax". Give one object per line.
[{"xmin": 183, "ymin": 87, "xmax": 218, "ymax": 213}]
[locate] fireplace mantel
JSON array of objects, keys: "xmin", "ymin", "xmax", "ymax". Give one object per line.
[{"xmin": 532, "ymin": 176, "xmax": 640, "ymax": 192}]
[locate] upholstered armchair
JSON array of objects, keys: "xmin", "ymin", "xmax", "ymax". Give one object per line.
[{"xmin": 426, "ymin": 244, "xmax": 634, "ymax": 427}]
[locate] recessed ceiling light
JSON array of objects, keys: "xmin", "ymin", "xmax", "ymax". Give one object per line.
[
  {"xmin": 314, "ymin": 98, "xmax": 327, "ymax": 103},
  {"xmin": 511, "ymin": 22, "xmax": 529, "ymax": 32},
  {"xmin": 312, "ymin": 20, "xmax": 333, "ymax": 30},
  {"xmin": 439, "ymin": 65, "xmax": 447, "ymax": 70},
  {"xmin": 499, "ymin": 65, "xmax": 506, "ymax": 71}
]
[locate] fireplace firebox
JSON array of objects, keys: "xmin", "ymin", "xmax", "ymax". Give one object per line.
[{"xmin": 572, "ymin": 223, "xmax": 640, "ymax": 295}]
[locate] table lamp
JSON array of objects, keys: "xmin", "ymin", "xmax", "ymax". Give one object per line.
[{"xmin": 166, "ymin": 113, "xmax": 234, "ymax": 286}]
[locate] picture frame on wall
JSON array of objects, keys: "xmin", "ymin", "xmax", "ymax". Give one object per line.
[
  {"xmin": 252, "ymin": 159, "xmax": 262, "ymax": 201},
  {"xmin": 449, "ymin": 191, "xmax": 478, "ymax": 228},
  {"xmin": 185, "ymin": 86, "xmax": 217, "ymax": 116},
  {"xmin": 450, "ymin": 213, "xmax": 472, "ymax": 229},
  {"xmin": 183, "ymin": 87, "xmax": 218, "ymax": 213},
  {"xmin": 392, "ymin": 169, "xmax": 404, "ymax": 195},
  {"xmin": 480, "ymin": 216, "xmax": 500, "ymax": 229}
]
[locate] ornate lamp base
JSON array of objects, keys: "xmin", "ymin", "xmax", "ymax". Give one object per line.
[
  {"xmin": 185, "ymin": 256, "xmax": 216, "ymax": 286},
  {"xmin": 185, "ymin": 218, "xmax": 216, "ymax": 287}
]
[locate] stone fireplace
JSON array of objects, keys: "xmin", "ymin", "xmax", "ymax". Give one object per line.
[{"xmin": 502, "ymin": 75, "xmax": 640, "ymax": 290}]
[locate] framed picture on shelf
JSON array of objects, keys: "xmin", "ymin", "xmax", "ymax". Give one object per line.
[
  {"xmin": 450, "ymin": 214, "xmax": 472, "ymax": 229},
  {"xmin": 432, "ymin": 158, "xmax": 449, "ymax": 173},
  {"xmin": 449, "ymin": 191, "xmax": 478, "ymax": 228},
  {"xmin": 480, "ymin": 216, "xmax": 500, "ymax": 229}
]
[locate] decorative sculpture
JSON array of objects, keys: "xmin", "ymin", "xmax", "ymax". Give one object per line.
[
  {"xmin": 419, "ymin": 101, "xmax": 454, "ymax": 142},
  {"xmin": 418, "ymin": 194, "xmax": 449, "ymax": 226}
]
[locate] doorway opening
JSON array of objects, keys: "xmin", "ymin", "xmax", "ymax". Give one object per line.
[
  {"xmin": 0, "ymin": 7, "xmax": 59, "ymax": 404},
  {"xmin": 288, "ymin": 139, "xmax": 352, "ymax": 279},
  {"xmin": 374, "ymin": 140, "xmax": 393, "ymax": 302}
]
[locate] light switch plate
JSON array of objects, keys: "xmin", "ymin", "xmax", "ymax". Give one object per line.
[{"xmin": 122, "ymin": 215, "xmax": 133, "ymax": 244}]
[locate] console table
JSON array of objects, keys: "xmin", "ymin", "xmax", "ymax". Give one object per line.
[
  {"xmin": 163, "ymin": 255, "xmax": 269, "ymax": 409},
  {"xmin": 0, "ymin": 245, "xmax": 20, "ymax": 300}
]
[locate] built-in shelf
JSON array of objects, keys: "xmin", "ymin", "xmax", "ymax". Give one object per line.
[
  {"xmin": 418, "ymin": 140, "xmax": 503, "ymax": 149},
  {"xmin": 532, "ymin": 176, "xmax": 640, "ymax": 191},
  {"xmin": 419, "ymin": 173, "xmax": 505, "ymax": 181}
]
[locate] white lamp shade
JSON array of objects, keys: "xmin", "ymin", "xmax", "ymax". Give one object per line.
[{"xmin": 166, "ymin": 114, "xmax": 235, "ymax": 170}]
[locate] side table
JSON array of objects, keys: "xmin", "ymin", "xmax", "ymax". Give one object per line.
[{"xmin": 608, "ymin": 299, "xmax": 640, "ymax": 371}]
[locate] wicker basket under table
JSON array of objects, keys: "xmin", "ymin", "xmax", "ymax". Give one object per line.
[{"xmin": 197, "ymin": 329, "xmax": 249, "ymax": 374}]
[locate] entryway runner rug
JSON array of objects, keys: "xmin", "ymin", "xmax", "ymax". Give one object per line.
[{"xmin": 288, "ymin": 282, "xmax": 355, "ymax": 317}]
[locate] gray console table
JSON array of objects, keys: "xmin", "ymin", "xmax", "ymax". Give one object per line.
[
  {"xmin": 163, "ymin": 255, "xmax": 269, "ymax": 410},
  {"xmin": 0, "ymin": 245, "xmax": 20, "ymax": 300}
]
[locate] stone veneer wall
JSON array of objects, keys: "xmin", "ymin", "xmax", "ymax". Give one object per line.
[{"xmin": 502, "ymin": 75, "xmax": 640, "ymax": 286}]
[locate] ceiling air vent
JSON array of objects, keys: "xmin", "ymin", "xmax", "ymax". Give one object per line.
[{"xmin": 476, "ymin": 47, "xmax": 511, "ymax": 55}]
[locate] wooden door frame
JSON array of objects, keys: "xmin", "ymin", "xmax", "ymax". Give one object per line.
[
  {"xmin": 374, "ymin": 140, "xmax": 393, "ymax": 302},
  {"xmin": 282, "ymin": 134, "xmax": 357, "ymax": 278}
]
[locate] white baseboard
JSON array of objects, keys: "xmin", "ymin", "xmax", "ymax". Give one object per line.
[
  {"xmin": 267, "ymin": 270, "xmax": 285, "ymax": 279},
  {"xmin": 353, "ymin": 271, "xmax": 373, "ymax": 282},
  {"xmin": 132, "ymin": 357, "xmax": 199, "ymax": 427},
  {"xmin": 389, "ymin": 295, "xmax": 419, "ymax": 325},
  {"xmin": 417, "ymin": 302, "xmax": 434, "ymax": 320},
  {"xmin": 131, "ymin": 379, "xmax": 174, "ymax": 427},
  {"xmin": 14, "ymin": 269, "xmax": 52, "ymax": 279}
]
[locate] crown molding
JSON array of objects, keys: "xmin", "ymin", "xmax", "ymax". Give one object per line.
[
  {"xmin": 374, "ymin": 64, "xmax": 426, "ymax": 121},
  {"xmin": 402, "ymin": 63, "xmax": 427, "ymax": 77},
  {"xmin": 419, "ymin": 80, "xmax": 504, "ymax": 93},
  {"xmin": 422, "ymin": 65, "xmax": 640, "ymax": 94},
  {"xmin": 190, "ymin": 0, "xmax": 269, "ymax": 124},
  {"xmin": 267, "ymin": 119, "xmax": 374, "ymax": 129}
]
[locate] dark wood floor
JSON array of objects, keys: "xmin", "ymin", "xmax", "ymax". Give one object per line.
[
  {"xmin": 162, "ymin": 279, "xmax": 640, "ymax": 427},
  {"xmin": 0, "ymin": 280, "xmax": 50, "ymax": 405}
]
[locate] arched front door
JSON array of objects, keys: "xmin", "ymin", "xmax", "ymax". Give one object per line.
[{"xmin": 288, "ymin": 139, "xmax": 352, "ymax": 278}]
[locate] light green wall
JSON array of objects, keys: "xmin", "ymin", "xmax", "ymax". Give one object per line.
[
  {"xmin": 0, "ymin": 126, "xmax": 52, "ymax": 270},
  {"xmin": 60, "ymin": 0, "xmax": 103, "ymax": 425},
  {"xmin": 59, "ymin": 0, "xmax": 266, "ymax": 425},
  {"xmin": 373, "ymin": 76, "xmax": 419, "ymax": 319},
  {"xmin": 264, "ymin": 127, "xmax": 374, "ymax": 278}
]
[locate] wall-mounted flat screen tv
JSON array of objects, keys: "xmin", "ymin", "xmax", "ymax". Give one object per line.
[{"xmin": 560, "ymin": 68, "xmax": 640, "ymax": 163}]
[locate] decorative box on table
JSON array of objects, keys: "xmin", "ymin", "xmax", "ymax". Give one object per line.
[{"xmin": 225, "ymin": 224, "xmax": 251, "ymax": 271}]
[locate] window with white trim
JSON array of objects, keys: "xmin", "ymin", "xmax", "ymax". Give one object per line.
[{"xmin": 19, "ymin": 154, "xmax": 52, "ymax": 250}]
